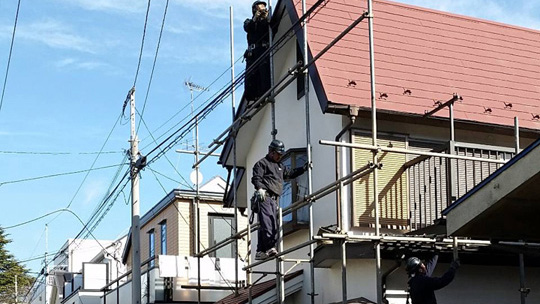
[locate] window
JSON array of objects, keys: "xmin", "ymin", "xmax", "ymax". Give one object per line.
[
  {"xmin": 208, "ymin": 214, "xmax": 234, "ymax": 258},
  {"xmin": 280, "ymin": 149, "xmax": 309, "ymax": 229},
  {"xmin": 160, "ymin": 220, "xmax": 167, "ymax": 255},
  {"xmin": 148, "ymin": 229, "xmax": 155, "ymax": 268}
]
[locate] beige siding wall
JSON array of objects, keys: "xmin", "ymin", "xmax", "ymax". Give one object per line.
[
  {"xmin": 140, "ymin": 203, "xmax": 180, "ymax": 262},
  {"xmin": 126, "ymin": 196, "xmax": 248, "ymax": 271},
  {"xmin": 352, "ymin": 132, "xmax": 409, "ymax": 229}
]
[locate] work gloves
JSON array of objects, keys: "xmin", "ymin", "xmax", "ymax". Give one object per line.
[{"xmin": 256, "ymin": 188, "xmax": 266, "ymax": 201}]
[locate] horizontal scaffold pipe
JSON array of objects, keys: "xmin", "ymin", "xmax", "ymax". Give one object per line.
[
  {"xmin": 194, "ymin": 12, "xmax": 369, "ymax": 169},
  {"xmin": 317, "ymin": 234, "xmax": 492, "ymax": 247},
  {"xmin": 196, "ymin": 163, "xmax": 374, "ymax": 258},
  {"xmin": 320, "ymin": 140, "xmax": 507, "ymax": 164},
  {"xmin": 282, "ymin": 164, "xmax": 375, "ymax": 216},
  {"xmin": 244, "ymin": 238, "xmax": 319, "ymax": 270},
  {"xmin": 196, "ymin": 223, "xmax": 259, "ymax": 257}
]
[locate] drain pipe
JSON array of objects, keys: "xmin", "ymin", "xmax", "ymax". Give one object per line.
[{"xmin": 335, "ymin": 111, "xmax": 357, "ymax": 232}]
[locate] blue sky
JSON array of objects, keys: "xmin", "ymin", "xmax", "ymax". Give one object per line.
[{"xmin": 1, "ymin": 0, "xmax": 539, "ymax": 275}]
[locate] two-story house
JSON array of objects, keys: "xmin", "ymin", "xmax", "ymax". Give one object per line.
[
  {"xmin": 217, "ymin": 0, "xmax": 540, "ymax": 303},
  {"xmin": 111, "ymin": 176, "xmax": 248, "ymax": 304}
]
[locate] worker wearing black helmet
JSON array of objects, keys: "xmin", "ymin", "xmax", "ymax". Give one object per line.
[
  {"xmin": 244, "ymin": 1, "xmax": 271, "ymax": 102},
  {"xmin": 405, "ymin": 255, "xmax": 460, "ymax": 304},
  {"xmin": 251, "ymin": 139, "xmax": 308, "ymax": 260}
]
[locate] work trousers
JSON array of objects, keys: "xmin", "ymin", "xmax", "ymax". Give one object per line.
[
  {"xmin": 245, "ymin": 46, "xmax": 271, "ymax": 102},
  {"xmin": 257, "ymin": 195, "xmax": 278, "ymax": 253}
]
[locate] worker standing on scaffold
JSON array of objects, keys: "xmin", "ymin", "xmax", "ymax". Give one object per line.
[
  {"xmin": 251, "ymin": 139, "xmax": 307, "ymax": 260},
  {"xmin": 244, "ymin": 1, "xmax": 271, "ymax": 102},
  {"xmin": 405, "ymin": 254, "xmax": 460, "ymax": 304}
]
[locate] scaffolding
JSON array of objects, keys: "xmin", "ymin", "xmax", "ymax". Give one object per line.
[{"xmin": 187, "ymin": 1, "xmax": 531, "ymax": 304}]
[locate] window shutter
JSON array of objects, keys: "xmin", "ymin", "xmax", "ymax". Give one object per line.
[{"xmin": 352, "ymin": 133, "xmax": 408, "ymax": 229}]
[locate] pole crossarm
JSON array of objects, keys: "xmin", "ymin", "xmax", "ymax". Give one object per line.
[
  {"xmin": 319, "ymin": 140, "xmax": 507, "ymax": 164},
  {"xmin": 423, "ymin": 93, "xmax": 463, "ymax": 117},
  {"xmin": 193, "ymin": 11, "xmax": 369, "ymax": 169}
]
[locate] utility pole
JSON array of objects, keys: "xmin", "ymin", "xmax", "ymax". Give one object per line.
[
  {"xmin": 15, "ymin": 274, "xmax": 18, "ymax": 304},
  {"xmin": 128, "ymin": 87, "xmax": 142, "ymax": 304}
]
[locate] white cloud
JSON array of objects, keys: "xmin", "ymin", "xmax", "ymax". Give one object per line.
[
  {"xmin": 81, "ymin": 179, "xmax": 107, "ymax": 206},
  {"xmin": 55, "ymin": 58, "xmax": 110, "ymax": 71},
  {"xmin": 166, "ymin": 23, "xmax": 207, "ymax": 35},
  {"xmin": 58, "ymin": 0, "xmax": 148, "ymax": 14},
  {"xmin": 16, "ymin": 19, "xmax": 96, "ymax": 53}
]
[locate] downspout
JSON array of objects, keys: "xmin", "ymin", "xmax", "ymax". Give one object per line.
[{"xmin": 335, "ymin": 112, "xmax": 357, "ymax": 232}]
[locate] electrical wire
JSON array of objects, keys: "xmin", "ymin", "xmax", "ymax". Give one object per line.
[
  {"xmin": 0, "ymin": 150, "xmax": 122, "ymax": 155},
  {"xmin": 137, "ymin": 0, "xmax": 170, "ymax": 134},
  {"xmin": 63, "ymin": 114, "xmax": 122, "ymax": 211},
  {"xmin": 0, "ymin": 163, "xmax": 126, "ymax": 187},
  {"xmin": 137, "ymin": 111, "xmax": 192, "ymax": 189},
  {"xmin": 133, "ymin": 0, "xmax": 152, "ymax": 88},
  {"xmin": 0, "ymin": 0, "xmax": 22, "ymax": 115}
]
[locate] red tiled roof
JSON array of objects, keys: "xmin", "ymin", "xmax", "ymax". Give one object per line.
[{"xmin": 290, "ymin": 0, "xmax": 540, "ymax": 130}]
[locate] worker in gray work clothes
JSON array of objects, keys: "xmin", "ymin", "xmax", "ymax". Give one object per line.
[
  {"xmin": 406, "ymin": 255, "xmax": 460, "ymax": 304},
  {"xmin": 244, "ymin": 0, "xmax": 271, "ymax": 102},
  {"xmin": 251, "ymin": 139, "xmax": 308, "ymax": 260}
]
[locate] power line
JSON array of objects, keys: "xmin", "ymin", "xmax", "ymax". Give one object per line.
[
  {"xmin": 138, "ymin": 0, "xmax": 170, "ymax": 134},
  {"xmin": 137, "ymin": 111, "xmax": 193, "ymax": 189},
  {"xmin": 0, "ymin": 163, "xmax": 126, "ymax": 187},
  {"xmin": 0, "ymin": 150, "xmax": 122, "ymax": 155},
  {"xmin": 0, "ymin": 0, "xmax": 22, "ymax": 115},
  {"xmin": 63, "ymin": 114, "xmax": 122, "ymax": 210},
  {"xmin": 133, "ymin": 0, "xmax": 152, "ymax": 88}
]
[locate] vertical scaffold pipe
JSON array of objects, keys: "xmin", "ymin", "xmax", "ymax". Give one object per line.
[
  {"xmin": 230, "ymin": 6, "xmax": 240, "ymax": 296},
  {"xmin": 301, "ymin": 0, "xmax": 316, "ymax": 303},
  {"xmin": 277, "ymin": 207, "xmax": 285, "ymax": 303},
  {"xmin": 269, "ymin": 0, "xmax": 276, "ymax": 139},
  {"xmin": 515, "ymin": 117, "xmax": 520, "ymax": 154},
  {"xmin": 367, "ymin": 1, "xmax": 382, "ymax": 303}
]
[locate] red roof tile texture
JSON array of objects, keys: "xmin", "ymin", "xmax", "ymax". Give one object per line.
[{"xmin": 291, "ymin": 0, "xmax": 540, "ymax": 130}]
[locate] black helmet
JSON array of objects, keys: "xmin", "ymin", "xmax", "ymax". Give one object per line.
[
  {"xmin": 252, "ymin": 1, "xmax": 267, "ymax": 14},
  {"xmin": 269, "ymin": 139, "xmax": 285, "ymax": 154},
  {"xmin": 406, "ymin": 257, "xmax": 422, "ymax": 274}
]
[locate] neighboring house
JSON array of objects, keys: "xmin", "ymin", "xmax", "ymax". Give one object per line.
[
  {"xmin": 26, "ymin": 237, "xmax": 126, "ymax": 304},
  {"xmin": 109, "ymin": 176, "xmax": 248, "ymax": 304},
  {"xmin": 218, "ymin": 0, "xmax": 540, "ymax": 303}
]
